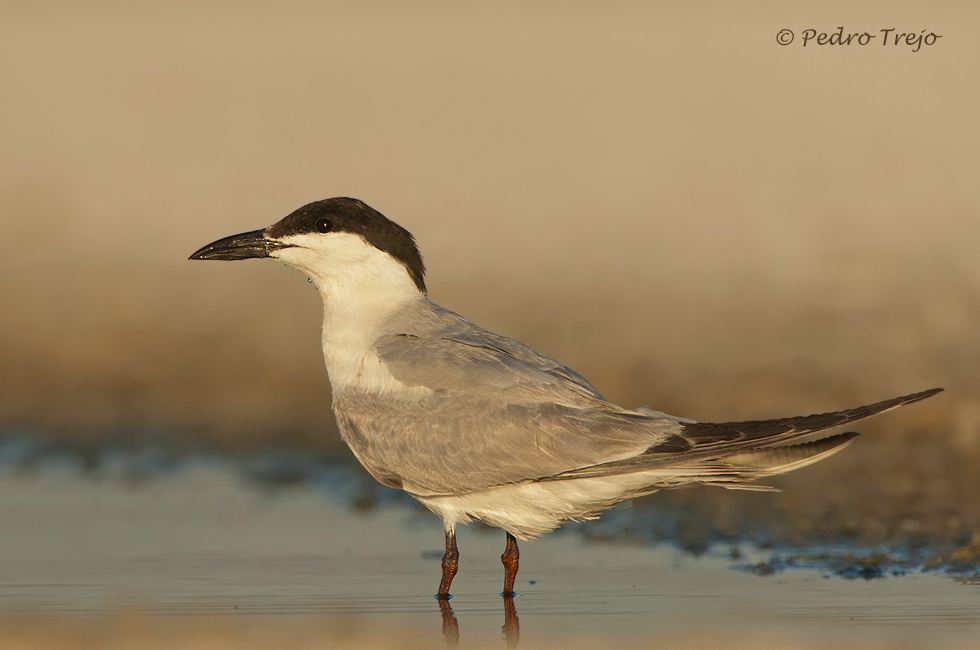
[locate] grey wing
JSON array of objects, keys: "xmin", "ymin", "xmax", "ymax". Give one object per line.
[
  {"xmin": 335, "ymin": 326, "xmax": 685, "ymax": 495},
  {"xmin": 342, "ymin": 321, "xmax": 942, "ymax": 495}
]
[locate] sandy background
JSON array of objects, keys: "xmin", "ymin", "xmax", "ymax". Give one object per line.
[{"xmin": 1, "ymin": 0, "xmax": 977, "ymax": 455}]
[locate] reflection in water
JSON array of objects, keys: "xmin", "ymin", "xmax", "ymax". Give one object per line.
[
  {"xmin": 502, "ymin": 596, "xmax": 520, "ymax": 648},
  {"xmin": 439, "ymin": 596, "xmax": 520, "ymax": 648},
  {"xmin": 439, "ymin": 598, "xmax": 459, "ymax": 648}
]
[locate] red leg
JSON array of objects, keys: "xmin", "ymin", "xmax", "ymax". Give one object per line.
[
  {"xmin": 437, "ymin": 529, "xmax": 459, "ymax": 599},
  {"xmin": 501, "ymin": 532, "xmax": 519, "ymax": 597}
]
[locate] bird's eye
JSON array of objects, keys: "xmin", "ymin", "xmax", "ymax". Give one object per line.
[{"xmin": 315, "ymin": 218, "xmax": 333, "ymax": 233}]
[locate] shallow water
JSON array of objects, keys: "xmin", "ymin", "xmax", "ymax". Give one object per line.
[{"xmin": 1, "ymin": 463, "xmax": 978, "ymax": 649}]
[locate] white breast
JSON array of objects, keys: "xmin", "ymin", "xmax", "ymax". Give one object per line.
[{"xmin": 274, "ymin": 231, "xmax": 426, "ymax": 391}]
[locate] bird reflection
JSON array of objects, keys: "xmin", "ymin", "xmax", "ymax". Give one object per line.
[
  {"xmin": 439, "ymin": 597, "xmax": 460, "ymax": 647},
  {"xmin": 502, "ymin": 595, "xmax": 520, "ymax": 647},
  {"xmin": 439, "ymin": 595, "xmax": 520, "ymax": 648}
]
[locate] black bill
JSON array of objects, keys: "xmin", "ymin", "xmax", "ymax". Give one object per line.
[{"xmin": 189, "ymin": 229, "xmax": 294, "ymax": 261}]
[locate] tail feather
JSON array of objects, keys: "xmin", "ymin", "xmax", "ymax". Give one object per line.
[{"xmin": 684, "ymin": 431, "xmax": 859, "ymax": 492}]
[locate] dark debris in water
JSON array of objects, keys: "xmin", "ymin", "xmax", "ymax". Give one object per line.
[
  {"xmin": 734, "ymin": 545, "xmax": 980, "ymax": 581},
  {"xmin": 746, "ymin": 557, "xmax": 786, "ymax": 576}
]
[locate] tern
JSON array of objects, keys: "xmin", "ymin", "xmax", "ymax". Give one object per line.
[{"xmin": 190, "ymin": 197, "xmax": 941, "ymax": 598}]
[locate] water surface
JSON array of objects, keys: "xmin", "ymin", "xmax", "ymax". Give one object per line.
[{"xmin": 1, "ymin": 463, "xmax": 978, "ymax": 648}]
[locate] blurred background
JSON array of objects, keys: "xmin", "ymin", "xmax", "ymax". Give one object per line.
[
  {"xmin": 2, "ymin": 0, "xmax": 978, "ymax": 528},
  {"xmin": 2, "ymin": 0, "xmax": 976, "ymax": 447},
  {"xmin": 1, "ymin": 2, "xmax": 979, "ymax": 642}
]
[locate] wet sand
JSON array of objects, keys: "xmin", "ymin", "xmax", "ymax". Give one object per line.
[{"xmin": 1, "ymin": 466, "xmax": 978, "ymax": 649}]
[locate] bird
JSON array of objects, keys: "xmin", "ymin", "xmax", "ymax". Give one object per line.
[{"xmin": 189, "ymin": 197, "xmax": 942, "ymax": 599}]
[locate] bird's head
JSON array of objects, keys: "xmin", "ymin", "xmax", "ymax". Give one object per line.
[{"xmin": 189, "ymin": 197, "xmax": 427, "ymax": 297}]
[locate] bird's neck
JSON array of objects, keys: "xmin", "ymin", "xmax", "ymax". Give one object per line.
[{"xmin": 314, "ymin": 266, "xmax": 423, "ymax": 390}]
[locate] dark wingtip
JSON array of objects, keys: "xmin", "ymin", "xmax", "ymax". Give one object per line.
[
  {"xmin": 835, "ymin": 430, "xmax": 860, "ymax": 446},
  {"xmin": 903, "ymin": 387, "xmax": 944, "ymax": 404},
  {"xmin": 776, "ymin": 430, "xmax": 859, "ymax": 453}
]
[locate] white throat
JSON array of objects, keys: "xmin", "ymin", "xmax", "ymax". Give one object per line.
[{"xmin": 275, "ymin": 232, "xmax": 424, "ymax": 387}]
